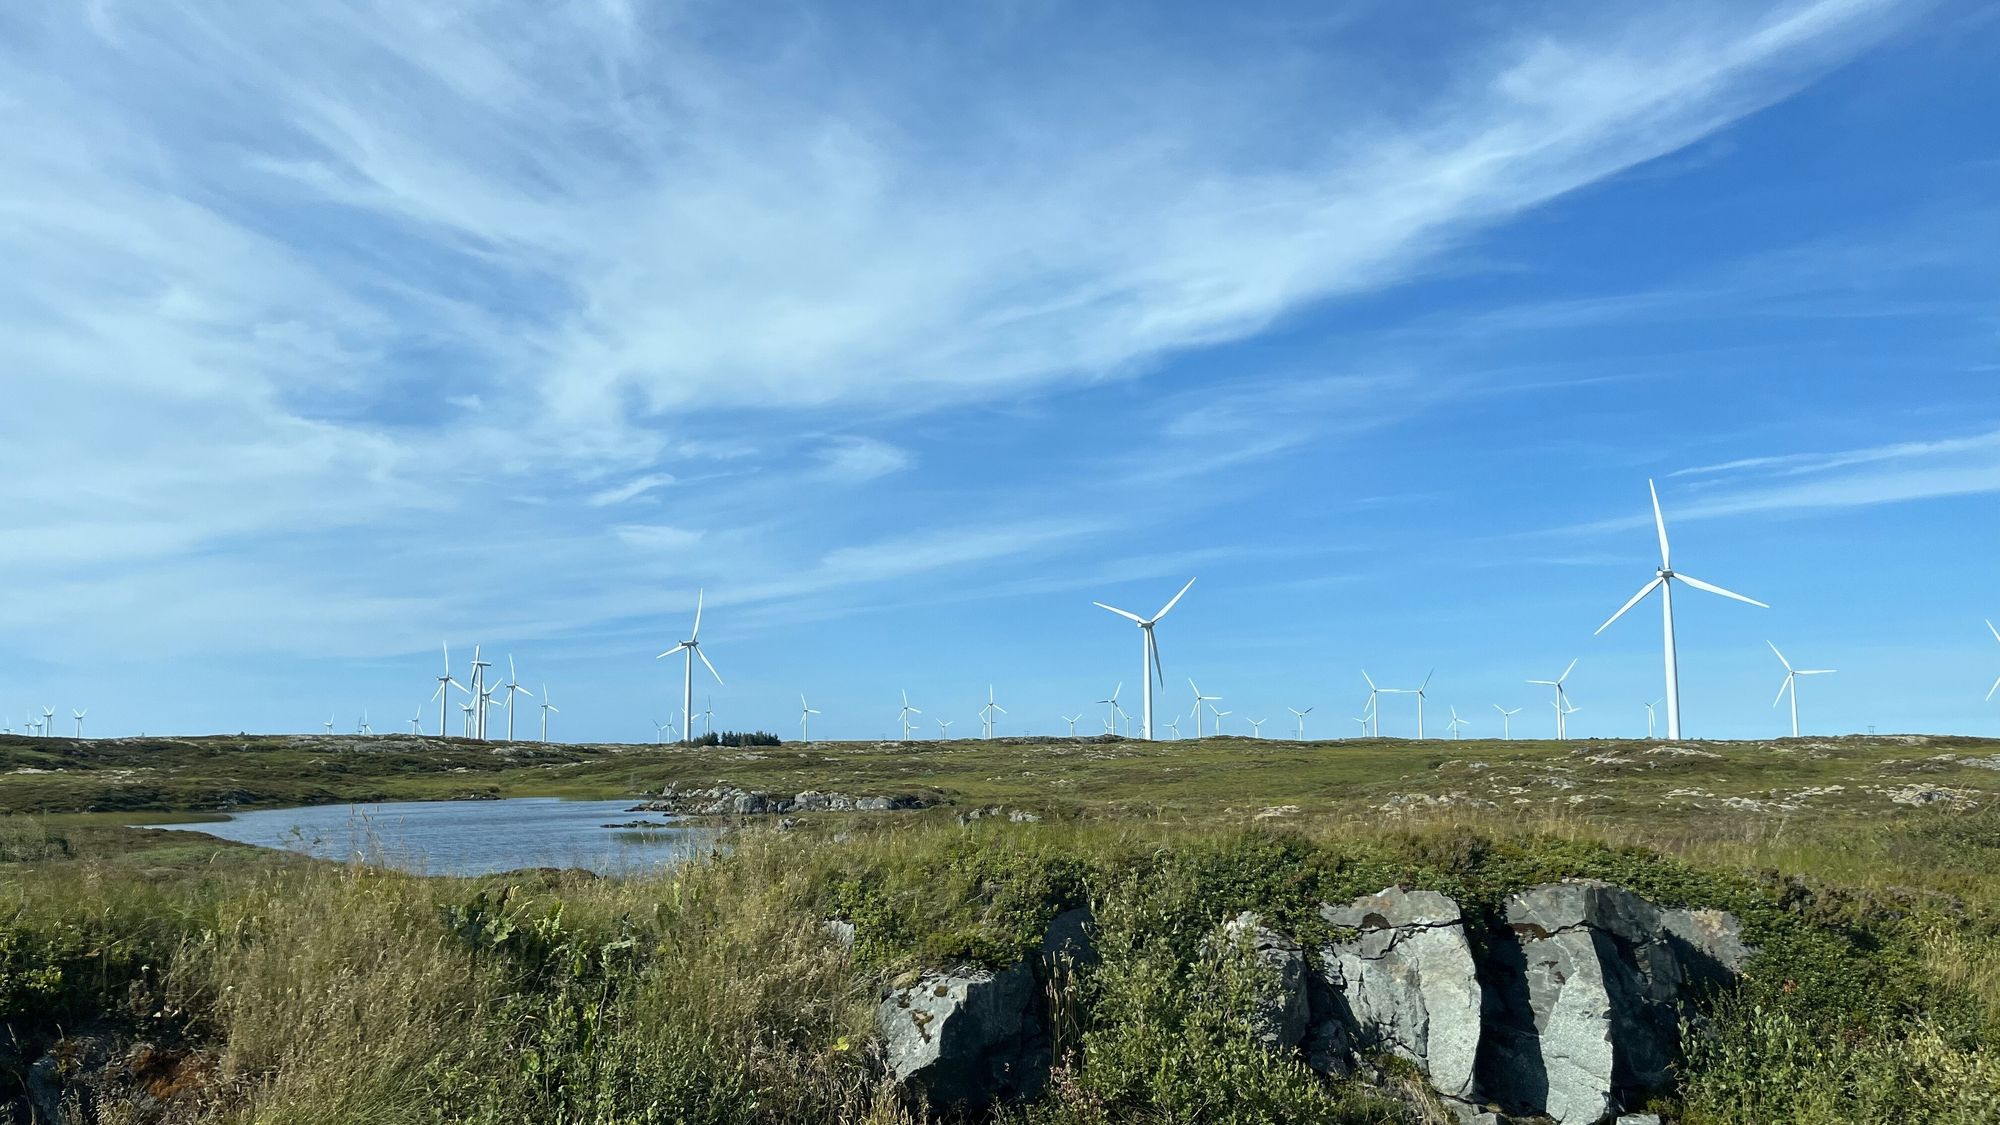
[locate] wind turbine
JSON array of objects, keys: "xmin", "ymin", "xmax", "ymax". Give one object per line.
[
  {"xmin": 500, "ymin": 657, "xmax": 533, "ymax": 742},
  {"xmin": 936, "ymin": 718, "xmax": 953, "ymax": 739},
  {"xmin": 657, "ymin": 590, "xmax": 722, "ymax": 746},
  {"xmin": 1165, "ymin": 716, "xmax": 1181, "ymax": 739},
  {"xmin": 897, "ymin": 691, "xmax": 921, "ymax": 739},
  {"xmin": 653, "ymin": 718, "xmax": 672, "ymax": 744},
  {"xmin": 1094, "ymin": 577, "xmax": 1197, "ymax": 741},
  {"xmin": 1445, "ymin": 707, "xmax": 1469, "ymax": 740},
  {"xmin": 1361, "ymin": 672, "xmax": 1388, "ymax": 737},
  {"xmin": 1288, "ymin": 706, "xmax": 1312, "ymax": 740},
  {"xmin": 1187, "ymin": 679, "xmax": 1219, "ymax": 737},
  {"xmin": 1115, "ymin": 699, "xmax": 1132, "ymax": 737},
  {"xmin": 1099, "ymin": 683, "xmax": 1124, "ymax": 738},
  {"xmin": 1560, "ymin": 698, "xmax": 1582, "ymax": 736},
  {"xmin": 1062, "ymin": 714, "xmax": 1082, "ymax": 736},
  {"xmin": 702, "ymin": 696, "xmax": 715, "ymax": 738},
  {"xmin": 1352, "ymin": 714, "xmax": 1370, "ymax": 737},
  {"xmin": 1528, "ymin": 660, "xmax": 1579, "ymax": 740},
  {"xmin": 1595, "ymin": 480, "xmax": 1768, "ymax": 740},
  {"xmin": 1408, "ymin": 671, "xmax": 1434, "ymax": 739},
  {"xmin": 1644, "ymin": 699, "xmax": 1663, "ymax": 739},
  {"xmin": 538, "ymin": 686, "xmax": 559, "ymax": 742},
  {"xmin": 469, "ymin": 647, "xmax": 492, "ymax": 739},
  {"xmin": 459, "ymin": 702, "xmax": 475, "ymax": 736},
  {"xmin": 408, "ymin": 707, "xmax": 422, "ymax": 735},
  {"xmin": 799, "ymin": 696, "xmax": 820, "ymax": 741},
  {"xmin": 1768, "ymin": 642, "xmax": 1834, "ymax": 738},
  {"xmin": 1248, "ymin": 717, "xmax": 1266, "ymax": 738},
  {"xmin": 1494, "ymin": 705, "xmax": 1521, "ymax": 740},
  {"xmin": 980, "ymin": 685, "xmax": 1007, "ymax": 738},
  {"xmin": 72, "ymin": 709, "xmax": 86, "ymax": 738},
  {"xmin": 42, "ymin": 706, "xmax": 55, "ymax": 737},
  {"xmin": 324, "ymin": 714, "xmax": 335, "ymax": 736},
  {"xmin": 431, "ymin": 643, "xmax": 465, "ymax": 737},
  {"xmin": 357, "ymin": 709, "xmax": 373, "ymax": 736},
  {"xmin": 1208, "ymin": 704, "xmax": 1230, "ymax": 734},
  {"xmin": 1984, "ymin": 621, "xmax": 2000, "ymax": 702}
]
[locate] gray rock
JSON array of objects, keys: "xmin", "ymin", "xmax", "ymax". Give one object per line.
[
  {"xmin": 1482, "ymin": 880, "xmax": 1733, "ymax": 1124},
  {"xmin": 1615, "ymin": 1114, "xmax": 1662, "ymax": 1125},
  {"xmin": 822, "ymin": 919, "xmax": 856, "ymax": 950},
  {"xmin": 1220, "ymin": 912, "xmax": 1310, "ymax": 1051},
  {"xmin": 1040, "ymin": 907, "xmax": 1099, "ymax": 969},
  {"xmin": 876, "ymin": 964, "xmax": 1050, "ymax": 1110},
  {"xmin": 1314, "ymin": 887, "xmax": 1482, "ymax": 1099}
]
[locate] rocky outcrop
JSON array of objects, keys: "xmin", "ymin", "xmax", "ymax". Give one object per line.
[
  {"xmin": 631, "ymin": 784, "xmax": 935, "ymax": 816},
  {"xmin": 875, "ymin": 964, "xmax": 1051, "ymax": 1111},
  {"xmin": 1315, "ymin": 888, "xmax": 1482, "ymax": 1100},
  {"xmin": 1219, "ymin": 912, "xmax": 1310, "ymax": 1051}
]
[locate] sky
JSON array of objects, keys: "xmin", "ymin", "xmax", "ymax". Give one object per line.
[{"xmin": 2, "ymin": 0, "xmax": 1997, "ymax": 743}]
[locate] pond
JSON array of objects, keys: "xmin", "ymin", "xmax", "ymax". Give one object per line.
[{"xmin": 144, "ymin": 797, "xmax": 716, "ymax": 876}]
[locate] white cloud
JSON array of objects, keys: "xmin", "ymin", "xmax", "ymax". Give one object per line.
[
  {"xmin": 812, "ymin": 437, "xmax": 911, "ymax": 484},
  {"xmin": 587, "ymin": 473, "xmax": 676, "ymax": 507},
  {"xmin": 611, "ymin": 524, "xmax": 706, "ymax": 552}
]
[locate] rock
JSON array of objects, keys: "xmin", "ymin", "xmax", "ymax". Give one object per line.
[
  {"xmin": 1314, "ymin": 887, "xmax": 1482, "ymax": 1100},
  {"xmin": 1615, "ymin": 1114, "xmax": 1662, "ymax": 1125},
  {"xmin": 1040, "ymin": 907, "xmax": 1099, "ymax": 969},
  {"xmin": 822, "ymin": 919, "xmax": 856, "ymax": 950},
  {"xmin": 1219, "ymin": 912, "xmax": 1309, "ymax": 1051},
  {"xmin": 1482, "ymin": 880, "xmax": 1741, "ymax": 1123},
  {"xmin": 876, "ymin": 964, "xmax": 1051, "ymax": 1111}
]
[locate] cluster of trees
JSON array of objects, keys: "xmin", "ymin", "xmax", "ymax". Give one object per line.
[{"xmin": 691, "ymin": 730, "xmax": 782, "ymax": 747}]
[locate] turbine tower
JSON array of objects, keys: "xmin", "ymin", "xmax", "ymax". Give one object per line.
[
  {"xmin": 980, "ymin": 685, "xmax": 1007, "ymax": 738},
  {"xmin": 1352, "ymin": 714, "xmax": 1370, "ymax": 737},
  {"xmin": 1528, "ymin": 660, "xmax": 1579, "ymax": 740},
  {"xmin": 1248, "ymin": 717, "xmax": 1266, "ymax": 738},
  {"xmin": 1446, "ymin": 707, "xmax": 1469, "ymax": 740},
  {"xmin": 1287, "ymin": 706, "xmax": 1312, "ymax": 740},
  {"xmin": 42, "ymin": 706, "xmax": 55, "ymax": 737},
  {"xmin": 1099, "ymin": 683, "xmax": 1124, "ymax": 737},
  {"xmin": 1769, "ymin": 641, "xmax": 1834, "ymax": 738},
  {"xmin": 408, "ymin": 707, "xmax": 422, "ymax": 735},
  {"xmin": 431, "ymin": 642, "xmax": 465, "ymax": 737},
  {"xmin": 324, "ymin": 714, "xmax": 335, "ymax": 736},
  {"xmin": 459, "ymin": 702, "xmax": 474, "ymax": 736},
  {"xmin": 1208, "ymin": 704, "xmax": 1230, "ymax": 734},
  {"xmin": 657, "ymin": 590, "xmax": 723, "ymax": 746},
  {"xmin": 1408, "ymin": 671, "xmax": 1434, "ymax": 739},
  {"xmin": 799, "ymin": 696, "xmax": 820, "ymax": 741},
  {"xmin": 936, "ymin": 718, "xmax": 953, "ymax": 739},
  {"xmin": 1187, "ymin": 679, "xmax": 1219, "ymax": 737},
  {"xmin": 1062, "ymin": 714, "xmax": 1082, "ymax": 736},
  {"xmin": 1494, "ymin": 705, "xmax": 1520, "ymax": 740},
  {"xmin": 1644, "ymin": 699, "xmax": 1663, "ymax": 739},
  {"xmin": 897, "ymin": 691, "xmax": 921, "ymax": 739},
  {"xmin": 539, "ymin": 687, "xmax": 559, "ymax": 742},
  {"xmin": 501, "ymin": 656, "xmax": 533, "ymax": 742},
  {"xmin": 469, "ymin": 647, "xmax": 492, "ymax": 739},
  {"xmin": 72, "ymin": 709, "xmax": 86, "ymax": 738},
  {"xmin": 1094, "ymin": 577, "xmax": 1197, "ymax": 741},
  {"xmin": 1165, "ymin": 716, "xmax": 1181, "ymax": 739},
  {"xmin": 1595, "ymin": 480, "xmax": 1768, "ymax": 740},
  {"xmin": 1361, "ymin": 672, "xmax": 1387, "ymax": 737}
]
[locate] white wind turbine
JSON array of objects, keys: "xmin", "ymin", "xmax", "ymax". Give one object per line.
[
  {"xmin": 1288, "ymin": 706, "xmax": 1312, "ymax": 740},
  {"xmin": 538, "ymin": 687, "xmax": 559, "ymax": 742},
  {"xmin": 1494, "ymin": 705, "xmax": 1521, "ymax": 740},
  {"xmin": 1446, "ymin": 707, "xmax": 1469, "ymax": 740},
  {"xmin": 1187, "ymin": 679, "xmax": 1219, "ymax": 737},
  {"xmin": 432, "ymin": 643, "xmax": 465, "ymax": 737},
  {"xmin": 1062, "ymin": 714, "xmax": 1082, "ymax": 736},
  {"xmin": 408, "ymin": 707, "xmax": 422, "ymax": 735},
  {"xmin": 1248, "ymin": 717, "xmax": 1266, "ymax": 738},
  {"xmin": 358, "ymin": 709, "xmax": 373, "ymax": 736},
  {"xmin": 1408, "ymin": 671, "xmax": 1434, "ymax": 739},
  {"xmin": 1360, "ymin": 672, "xmax": 1389, "ymax": 737},
  {"xmin": 1984, "ymin": 621, "xmax": 2000, "ymax": 702},
  {"xmin": 657, "ymin": 591, "xmax": 723, "ymax": 746},
  {"xmin": 980, "ymin": 685, "xmax": 1007, "ymax": 738},
  {"xmin": 324, "ymin": 714, "xmax": 335, "ymax": 736},
  {"xmin": 799, "ymin": 696, "xmax": 820, "ymax": 742},
  {"xmin": 1352, "ymin": 714, "xmax": 1370, "ymax": 737},
  {"xmin": 1595, "ymin": 480, "xmax": 1768, "ymax": 740},
  {"xmin": 1527, "ymin": 660, "xmax": 1579, "ymax": 740},
  {"xmin": 936, "ymin": 718, "xmax": 953, "ymax": 739},
  {"xmin": 72, "ymin": 709, "xmax": 86, "ymax": 738},
  {"xmin": 1165, "ymin": 716, "xmax": 1181, "ymax": 739},
  {"xmin": 702, "ymin": 696, "xmax": 714, "ymax": 738},
  {"xmin": 898, "ymin": 691, "xmax": 921, "ymax": 739},
  {"xmin": 1768, "ymin": 642, "xmax": 1834, "ymax": 738},
  {"xmin": 469, "ymin": 647, "xmax": 493, "ymax": 739},
  {"xmin": 500, "ymin": 656, "xmax": 534, "ymax": 742},
  {"xmin": 1099, "ymin": 683, "xmax": 1124, "ymax": 737},
  {"xmin": 1644, "ymin": 699, "xmax": 1663, "ymax": 739},
  {"xmin": 1208, "ymin": 703, "xmax": 1230, "ymax": 734},
  {"xmin": 42, "ymin": 706, "xmax": 55, "ymax": 737},
  {"xmin": 459, "ymin": 703, "xmax": 475, "ymax": 736},
  {"xmin": 1094, "ymin": 577, "xmax": 1196, "ymax": 741}
]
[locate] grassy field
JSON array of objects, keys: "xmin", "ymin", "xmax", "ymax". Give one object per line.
[{"xmin": 4, "ymin": 731, "xmax": 2000, "ymax": 1123}]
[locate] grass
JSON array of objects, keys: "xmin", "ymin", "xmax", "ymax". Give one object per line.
[{"xmin": 4, "ymin": 731, "xmax": 2000, "ymax": 1122}]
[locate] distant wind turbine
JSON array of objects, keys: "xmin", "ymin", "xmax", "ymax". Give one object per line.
[
  {"xmin": 1985, "ymin": 621, "xmax": 2000, "ymax": 702},
  {"xmin": 1445, "ymin": 707, "xmax": 1469, "ymax": 740},
  {"xmin": 1528, "ymin": 660, "xmax": 1579, "ymax": 740},
  {"xmin": 1768, "ymin": 642, "xmax": 1834, "ymax": 738},
  {"xmin": 1248, "ymin": 717, "xmax": 1266, "ymax": 738},
  {"xmin": 1062, "ymin": 714, "xmax": 1082, "ymax": 736},
  {"xmin": 1188, "ymin": 679, "xmax": 1219, "ymax": 737},
  {"xmin": 936, "ymin": 718, "xmax": 953, "ymax": 739},
  {"xmin": 1408, "ymin": 671, "xmax": 1434, "ymax": 739},
  {"xmin": 1208, "ymin": 703, "xmax": 1230, "ymax": 734},
  {"xmin": 1494, "ymin": 705, "xmax": 1521, "ymax": 740},
  {"xmin": 1595, "ymin": 480, "xmax": 1768, "ymax": 740},
  {"xmin": 1094, "ymin": 577, "xmax": 1196, "ymax": 741},
  {"xmin": 1165, "ymin": 716, "xmax": 1181, "ymax": 739},
  {"xmin": 1361, "ymin": 672, "xmax": 1387, "ymax": 737},
  {"xmin": 469, "ymin": 647, "xmax": 493, "ymax": 739},
  {"xmin": 539, "ymin": 686, "xmax": 559, "ymax": 742},
  {"xmin": 325, "ymin": 714, "xmax": 335, "ymax": 736},
  {"xmin": 432, "ymin": 642, "xmax": 464, "ymax": 737},
  {"xmin": 657, "ymin": 590, "xmax": 723, "ymax": 746},
  {"xmin": 460, "ymin": 702, "xmax": 475, "ymax": 736},
  {"xmin": 501, "ymin": 656, "xmax": 533, "ymax": 742},
  {"xmin": 1099, "ymin": 683, "xmax": 1124, "ymax": 738},
  {"xmin": 653, "ymin": 718, "xmax": 672, "ymax": 744},
  {"xmin": 799, "ymin": 696, "xmax": 820, "ymax": 741},
  {"xmin": 1352, "ymin": 714, "xmax": 1370, "ymax": 737},
  {"xmin": 981, "ymin": 685, "xmax": 1007, "ymax": 738},
  {"xmin": 898, "ymin": 691, "xmax": 921, "ymax": 739},
  {"xmin": 358, "ymin": 709, "xmax": 372, "ymax": 736},
  {"xmin": 1288, "ymin": 706, "xmax": 1312, "ymax": 740},
  {"xmin": 1644, "ymin": 699, "xmax": 1663, "ymax": 739},
  {"xmin": 72, "ymin": 709, "xmax": 86, "ymax": 738},
  {"xmin": 702, "ymin": 695, "xmax": 715, "ymax": 738},
  {"xmin": 408, "ymin": 707, "xmax": 422, "ymax": 735},
  {"xmin": 42, "ymin": 706, "xmax": 55, "ymax": 737}
]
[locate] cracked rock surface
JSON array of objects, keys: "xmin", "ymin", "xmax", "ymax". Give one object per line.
[
  {"xmin": 1314, "ymin": 887, "xmax": 1483, "ymax": 1100},
  {"xmin": 874, "ymin": 964, "xmax": 1050, "ymax": 1111}
]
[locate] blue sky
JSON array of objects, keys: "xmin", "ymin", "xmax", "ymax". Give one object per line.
[{"xmin": 3, "ymin": 0, "xmax": 1997, "ymax": 742}]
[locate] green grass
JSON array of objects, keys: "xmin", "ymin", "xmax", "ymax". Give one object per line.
[{"xmin": 4, "ymin": 731, "xmax": 2000, "ymax": 1122}]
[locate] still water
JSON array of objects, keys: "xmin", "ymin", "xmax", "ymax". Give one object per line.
[{"xmin": 146, "ymin": 798, "xmax": 715, "ymax": 876}]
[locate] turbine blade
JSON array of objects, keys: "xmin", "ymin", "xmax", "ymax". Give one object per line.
[
  {"xmin": 1797, "ymin": 669, "xmax": 1835, "ymax": 676},
  {"xmin": 1773, "ymin": 676, "xmax": 1792, "ymax": 708},
  {"xmin": 1559, "ymin": 659, "xmax": 1578, "ymax": 683},
  {"xmin": 691, "ymin": 588, "xmax": 704, "ymax": 638},
  {"xmin": 1675, "ymin": 573, "xmax": 1769, "ymax": 609},
  {"xmin": 1152, "ymin": 576, "xmax": 1197, "ymax": 621},
  {"xmin": 1094, "ymin": 601, "xmax": 1145, "ymax": 624},
  {"xmin": 1595, "ymin": 577, "xmax": 1664, "ymax": 635},
  {"xmin": 1767, "ymin": 640, "xmax": 1791, "ymax": 670},
  {"xmin": 1649, "ymin": 479, "xmax": 1671, "ymax": 569},
  {"xmin": 697, "ymin": 647, "xmax": 724, "ymax": 685},
  {"xmin": 1988, "ymin": 675, "xmax": 2000, "ymax": 703},
  {"xmin": 1148, "ymin": 628, "xmax": 1164, "ymax": 683},
  {"xmin": 1987, "ymin": 619, "xmax": 1999, "ymax": 645}
]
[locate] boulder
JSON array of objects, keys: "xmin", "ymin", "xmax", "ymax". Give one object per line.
[
  {"xmin": 1040, "ymin": 907, "xmax": 1099, "ymax": 970},
  {"xmin": 1481, "ymin": 880, "xmax": 1732, "ymax": 1123},
  {"xmin": 876, "ymin": 964, "xmax": 1051, "ymax": 1110},
  {"xmin": 1219, "ymin": 912, "xmax": 1309, "ymax": 1051},
  {"xmin": 1314, "ymin": 887, "xmax": 1483, "ymax": 1100}
]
